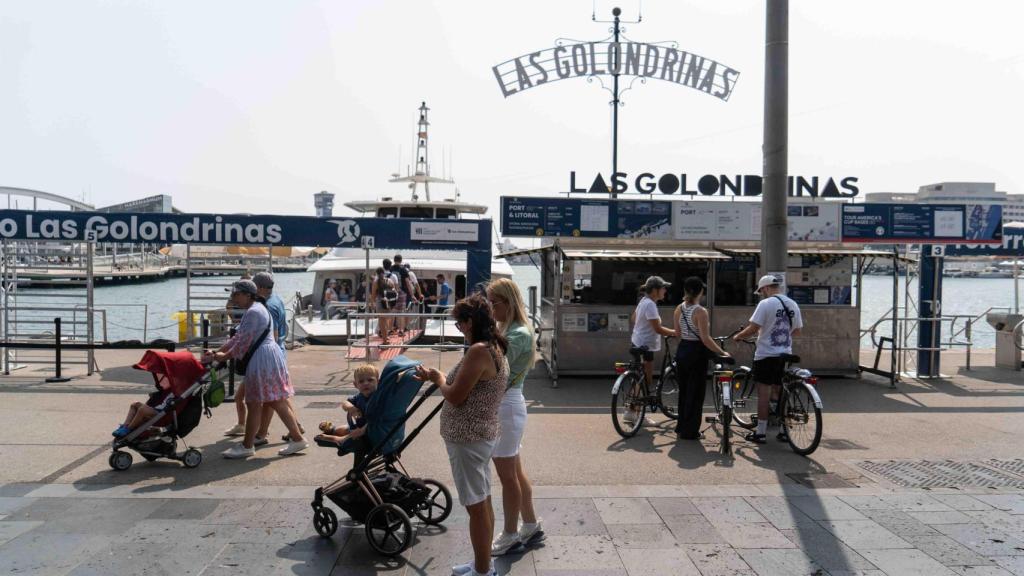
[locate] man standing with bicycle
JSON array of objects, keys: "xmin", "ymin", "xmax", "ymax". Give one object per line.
[
  {"xmin": 627, "ymin": 276, "xmax": 676, "ymax": 424},
  {"xmin": 733, "ymin": 274, "xmax": 802, "ymax": 444}
]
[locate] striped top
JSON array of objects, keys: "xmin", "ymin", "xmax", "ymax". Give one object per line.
[{"xmin": 678, "ymin": 303, "xmax": 702, "ymax": 342}]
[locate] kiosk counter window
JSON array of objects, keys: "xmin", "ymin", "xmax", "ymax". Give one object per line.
[{"xmin": 567, "ymin": 259, "xmax": 711, "ymax": 305}]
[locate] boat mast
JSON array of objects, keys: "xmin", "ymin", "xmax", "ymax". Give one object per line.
[
  {"xmin": 389, "ymin": 101, "xmax": 454, "ymax": 203},
  {"xmin": 416, "ymin": 102, "xmax": 430, "ymax": 201}
]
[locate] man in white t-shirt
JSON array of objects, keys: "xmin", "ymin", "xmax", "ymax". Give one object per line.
[
  {"xmin": 627, "ymin": 276, "xmax": 677, "ymax": 423},
  {"xmin": 733, "ymin": 274, "xmax": 803, "ymax": 444}
]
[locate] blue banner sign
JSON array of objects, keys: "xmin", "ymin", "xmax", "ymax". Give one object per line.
[
  {"xmin": 501, "ymin": 197, "xmax": 671, "ymax": 239},
  {"xmin": 945, "ymin": 227, "xmax": 1024, "ymax": 256},
  {"xmin": 0, "ymin": 210, "xmax": 492, "ymax": 250},
  {"xmin": 841, "ymin": 204, "xmax": 1002, "ymax": 244}
]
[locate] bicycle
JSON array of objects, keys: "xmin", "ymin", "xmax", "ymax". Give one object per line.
[
  {"xmin": 707, "ymin": 333, "xmax": 824, "ymax": 456},
  {"xmin": 611, "ymin": 336, "xmax": 679, "ymax": 438}
]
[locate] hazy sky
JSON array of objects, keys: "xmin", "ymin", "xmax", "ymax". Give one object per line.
[{"xmin": 2, "ymin": 1, "xmax": 1021, "ymax": 218}]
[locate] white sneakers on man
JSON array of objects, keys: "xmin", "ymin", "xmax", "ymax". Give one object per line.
[
  {"xmin": 450, "ymin": 561, "xmax": 495, "ymax": 576},
  {"xmin": 278, "ymin": 440, "xmax": 308, "ymax": 456},
  {"xmin": 222, "ymin": 444, "xmax": 254, "ymax": 459},
  {"xmin": 491, "ymin": 531, "xmax": 521, "ymax": 556},
  {"xmin": 518, "ymin": 520, "xmax": 544, "ymax": 545}
]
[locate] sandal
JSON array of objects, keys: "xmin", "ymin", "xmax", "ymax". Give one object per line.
[{"xmin": 745, "ymin": 432, "xmax": 767, "ymax": 444}]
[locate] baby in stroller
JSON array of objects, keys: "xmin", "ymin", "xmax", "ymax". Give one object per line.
[
  {"xmin": 310, "ymin": 356, "xmax": 454, "ymax": 557},
  {"xmin": 316, "ymin": 363, "xmax": 378, "ymax": 446},
  {"xmin": 108, "ymin": 350, "xmax": 213, "ymax": 472},
  {"xmin": 112, "ymin": 376, "xmax": 174, "ymax": 438}
]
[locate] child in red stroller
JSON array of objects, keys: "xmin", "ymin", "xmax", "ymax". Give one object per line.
[{"xmin": 109, "ymin": 350, "xmax": 223, "ymax": 472}]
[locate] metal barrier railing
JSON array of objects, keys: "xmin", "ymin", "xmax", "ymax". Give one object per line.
[
  {"xmin": 342, "ymin": 310, "xmax": 464, "ymax": 369},
  {"xmin": 1015, "ymin": 318, "xmax": 1024, "ymax": 351}
]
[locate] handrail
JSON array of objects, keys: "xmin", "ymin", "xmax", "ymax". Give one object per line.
[{"xmin": 949, "ymin": 306, "xmax": 1011, "ymax": 341}]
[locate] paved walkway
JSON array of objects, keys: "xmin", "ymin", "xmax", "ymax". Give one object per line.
[
  {"xmin": 1, "ymin": 482, "xmax": 1024, "ymax": 575},
  {"xmin": 1, "ymin": 347, "xmax": 1022, "ymax": 574}
]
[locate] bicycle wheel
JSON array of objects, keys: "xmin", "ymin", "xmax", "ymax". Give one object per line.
[
  {"xmin": 731, "ymin": 371, "xmax": 758, "ymax": 429},
  {"xmin": 781, "ymin": 383, "xmax": 822, "ymax": 456},
  {"xmin": 612, "ymin": 371, "xmax": 646, "ymax": 438},
  {"xmin": 657, "ymin": 365, "xmax": 679, "ymax": 420}
]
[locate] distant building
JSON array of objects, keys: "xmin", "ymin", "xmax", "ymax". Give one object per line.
[
  {"xmin": 98, "ymin": 194, "xmax": 175, "ymax": 213},
  {"xmin": 864, "ymin": 182, "xmax": 1021, "ymax": 224},
  {"xmin": 314, "ymin": 191, "xmax": 335, "ymax": 218}
]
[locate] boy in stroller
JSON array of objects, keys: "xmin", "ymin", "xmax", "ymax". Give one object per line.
[
  {"xmin": 108, "ymin": 350, "xmax": 216, "ymax": 472},
  {"xmin": 310, "ymin": 356, "xmax": 453, "ymax": 557},
  {"xmin": 315, "ymin": 363, "xmax": 378, "ymax": 446}
]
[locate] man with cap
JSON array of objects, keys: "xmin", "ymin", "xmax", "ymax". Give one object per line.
[
  {"xmin": 627, "ymin": 276, "xmax": 677, "ymax": 424},
  {"xmin": 733, "ymin": 274, "xmax": 803, "ymax": 444}
]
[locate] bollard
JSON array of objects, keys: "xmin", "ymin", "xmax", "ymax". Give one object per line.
[{"xmin": 45, "ymin": 317, "xmax": 71, "ymax": 383}]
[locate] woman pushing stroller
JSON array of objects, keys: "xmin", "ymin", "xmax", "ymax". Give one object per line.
[{"xmin": 203, "ymin": 279, "xmax": 307, "ymax": 459}]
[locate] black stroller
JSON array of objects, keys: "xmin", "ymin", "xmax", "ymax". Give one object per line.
[
  {"xmin": 310, "ymin": 355, "xmax": 453, "ymax": 556},
  {"xmin": 109, "ymin": 350, "xmax": 223, "ymax": 471}
]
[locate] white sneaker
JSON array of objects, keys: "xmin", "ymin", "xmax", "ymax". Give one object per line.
[
  {"xmin": 278, "ymin": 439, "xmax": 308, "ymax": 456},
  {"xmin": 253, "ymin": 437, "xmax": 269, "ymax": 447},
  {"xmin": 223, "ymin": 424, "xmax": 245, "ymax": 437},
  {"xmin": 222, "ymin": 444, "xmax": 254, "ymax": 459},
  {"xmin": 518, "ymin": 519, "xmax": 544, "ymax": 545},
  {"xmin": 623, "ymin": 409, "xmax": 638, "ymax": 424},
  {"xmin": 491, "ymin": 530, "xmax": 521, "ymax": 556},
  {"xmin": 451, "ymin": 561, "xmax": 494, "ymax": 576}
]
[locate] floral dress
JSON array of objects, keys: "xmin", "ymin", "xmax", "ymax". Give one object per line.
[{"xmin": 222, "ymin": 302, "xmax": 293, "ymax": 403}]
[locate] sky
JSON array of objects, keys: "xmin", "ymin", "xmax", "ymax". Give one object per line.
[{"xmin": 1, "ymin": 0, "xmax": 1022, "ymax": 219}]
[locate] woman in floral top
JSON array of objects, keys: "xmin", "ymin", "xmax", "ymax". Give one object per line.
[{"xmin": 416, "ymin": 294, "xmax": 507, "ymax": 576}]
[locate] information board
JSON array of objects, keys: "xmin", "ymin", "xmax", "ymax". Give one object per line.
[
  {"xmin": 841, "ymin": 204, "xmax": 1002, "ymax": 244},
  {"xmin": 501, "ymin": 197, "xmax": 671, "ymax": 238},
  {"xmin": 503, "ymin": 196, "xmax": 841, "ymax": 241}
]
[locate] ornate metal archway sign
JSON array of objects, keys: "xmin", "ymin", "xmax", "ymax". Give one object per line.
[{"xmin": 493, "ymin": 40, "xmax": 739, "ymax": 102}]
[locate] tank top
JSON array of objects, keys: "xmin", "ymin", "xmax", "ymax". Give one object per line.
[
  {"xmin": 439, "ymin": 345, "xmax": 509, "ymax": 443},
  {"xmin": 679, "ymin": 302, "xmax": 702, "ymax": 342}
]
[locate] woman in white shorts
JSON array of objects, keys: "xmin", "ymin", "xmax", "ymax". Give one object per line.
[
  {"xmin": 416, "ymin": 294, "xmax": 507, "ymax": 576},
  {"xmin": 486, "ymin": 279, "xmax": 543, "ymax": 556}
]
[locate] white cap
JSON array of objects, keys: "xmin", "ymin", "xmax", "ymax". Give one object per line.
[{"xmin": 754, "ymin": 274, "xmax": 782, "ymax": 294}]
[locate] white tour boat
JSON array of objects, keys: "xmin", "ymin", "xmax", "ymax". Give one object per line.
[{"xmin": 293, "ymin": 102, "xmax": 513, "ymax": 345}]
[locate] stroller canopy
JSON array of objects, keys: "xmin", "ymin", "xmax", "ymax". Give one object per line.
[
  {"xmin": 133, "ymin": 350, "xmax": 206, "ymax": 396},
  {"xmin": 363, "ymin": 356, "xmax": 424, "ymax": 456}
]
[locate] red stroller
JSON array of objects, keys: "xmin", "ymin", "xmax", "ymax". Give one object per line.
[{"xmin": 109, "ymin": 350, "xmax": 214, "ymax": 471}]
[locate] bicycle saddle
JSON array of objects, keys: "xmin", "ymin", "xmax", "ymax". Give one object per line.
[{"xmin": 779, "ymin": 353, "xmax": 800, "ymax": 364}]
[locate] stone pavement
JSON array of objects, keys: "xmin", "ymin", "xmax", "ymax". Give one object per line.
[{"xmin": 2, "ymin": 481, "xmax": 1024, "ymax": 575}]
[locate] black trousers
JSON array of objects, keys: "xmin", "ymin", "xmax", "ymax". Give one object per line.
[{"xmin": 675, "ymin": 340, "xmax": 710, "ymax": 438}]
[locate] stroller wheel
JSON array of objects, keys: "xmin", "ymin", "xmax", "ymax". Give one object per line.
[
  {"xmin": 313, "ymin": 506, "xmax": 338, "ymax": 538},
  {"xmin": 109, "ymin": 451, "xmax": 133, "ymax": 471},
  {"xmin": 413, "ymin": 479, "xmax": 452, "ymax": 526},
  {"xmin": 182, "ymin": 449, "xmax": 202, "ymax": 468},
  {"xmin": 365, "ymin": 503, "xmax": 412, "ymax": 556}
]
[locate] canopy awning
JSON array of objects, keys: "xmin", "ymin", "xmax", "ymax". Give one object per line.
[
  {"xmin": 717, "ymin": 247, "xmax": 916, "ymax": 262},
  {"xmin": 496, "ymin": 245, "xmax": 560, "ymax": 259},
  {"xmin": 562, "ymin": 249, "xmax": 728, "ymax": 262}
]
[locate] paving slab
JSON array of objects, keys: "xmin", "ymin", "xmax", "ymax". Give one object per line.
[
  {"xmin": 861, "ymin": 509, "xmax": 943, "ymax": 536},
  {"xmin": 735, "ymin": 548, "xmax": 826, "ymax": 576},
  {"xmin": 818, "ymin": 520, "xmax": 914, "ymax": 550},
  {"xmin": 616, "ymin": 547, "xmax": 701, "ymax": 576},
  {"xmin": 693, "ymin": 497, "xmax": 767, "ymax": 524},
  {"xmin": 902, "ymin": 533, "xmax": 996, "ymax": 567},
  {"xmin": 683, "ymin": 543, "xmax": 756, "ymax": 576},
  {"xmin": 529, "ymin": 534, "xmax": 622, "ymax": 573},
  {"xmin": 780, "ymin": 524, "xmax": 879, "ymax": 573},
  {"xmin": 606, "ymin": 523, "xmax": 680, "ymax": 549},
  {"xmin": 648, "ymin": 496, "xmax": 700, "ymax": 519},
  {"xmin": 976, "ymin": 496, "xmax": 1024, "ymax": 515},
  {"xmin": 840, "ymin": 494, "xmax": 955, "ymax": 512},
  {"xmin": 950, "ymin": 566, "xmax": 1017, "ymax": 576},
  {"xmin": 909, "ymin": 510, "xmax": 985, "ymax": 525},
  {"xmin": 788, "ymin": 496, "xmax": 868, "ymax": 521},
  {"xmin": 664, "ymin": 514, "xmax": 726, "ymax": 544},
  {"xmin": 713, "ymin": 522, "xmax": 796, "ymax": 550},
  {"xmin": 593, "ymin": 497, "xmax": 661, "ymax": 525},
  {"xmin": 859, "ymin": 549, "xmax": 960, "ymax": 576},
  {"xmin": 743, "ymin": 496, "xmax": 818, "ymax": 530},
  {"xmin": 993, "ymin": 556, "xmax": 1024, "ymax": 575},
  {"xmin": 932, "ymin": 495, "xmax": 998, "ymax": 512},
  {"xmin": 531, "ymin": 498, "xmax": 608, "ymax": 536},
  {"xmin": 934, "ymin": 524, "xmax": 1024, "ymax": 557}
]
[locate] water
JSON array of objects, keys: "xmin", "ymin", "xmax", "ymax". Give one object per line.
[{"xmin": 91, "ymin": 265, "xmax": 1016, "ymax": 349}]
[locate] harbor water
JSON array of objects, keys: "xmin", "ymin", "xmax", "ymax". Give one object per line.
[{"xmin": 89, "ymin": 264, "xmax": 1016, "ymax": 349}]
